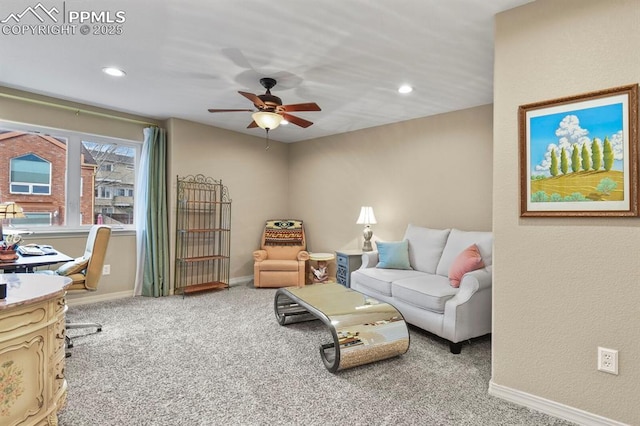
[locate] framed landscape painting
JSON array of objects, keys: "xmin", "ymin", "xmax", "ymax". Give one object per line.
[{"xmin": 519, "ymin": 84, "xmax": 639, "ymax": 217}]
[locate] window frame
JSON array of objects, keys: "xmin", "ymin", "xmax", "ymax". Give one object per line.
[
  {"xmin": 9, "ymin": 153, "xmax": 53, "ymax": 195},
  {"xmin": 0, "ymin": 120, "xmax": 141, "ymax": 232}
]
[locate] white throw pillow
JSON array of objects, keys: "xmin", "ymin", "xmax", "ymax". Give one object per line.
[{"xmin": 402, "ymin": 224, "xmax": 451, "ymax": 274}]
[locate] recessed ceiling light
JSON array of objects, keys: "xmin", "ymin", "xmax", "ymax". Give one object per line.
[
  {"xmin": 398, "ymin": 84, "xmax": 413, "ymax": 94},
  {"xmin": 102, "ymin": 67, "xmax": 126, "ymax": 77},
  {"xmin": 280, "ymin": 119, "xmax": 289, "ymax": 125}
]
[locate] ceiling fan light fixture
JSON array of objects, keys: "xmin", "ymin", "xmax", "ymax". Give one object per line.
[{"xmin": 252, "ymin": 111, "xmax": 283, "ymax": 130}]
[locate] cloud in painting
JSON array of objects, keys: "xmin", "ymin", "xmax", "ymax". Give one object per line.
[{"xmin": 535, "ymin": 115, "xmax": 622, "ymax": 172}]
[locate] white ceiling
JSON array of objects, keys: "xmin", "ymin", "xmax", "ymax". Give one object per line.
[{"xmin": 0, "ymin": 0, "xmax": 532, "ymax": 143}]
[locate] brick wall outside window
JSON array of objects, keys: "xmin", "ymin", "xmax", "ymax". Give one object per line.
[{"xmin": 0, "ymin": 131, "xmax": 96, "ymax": 225}]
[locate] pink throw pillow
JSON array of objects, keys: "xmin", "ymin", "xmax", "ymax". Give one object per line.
[{"xmin": 448, "ymin": 244, "xmax": 485, "ymax": 288}]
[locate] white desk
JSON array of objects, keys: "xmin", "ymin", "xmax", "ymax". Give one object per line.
[{"xmin": 0, "ymin": 274, "xmax": 72, "ymax": 425}]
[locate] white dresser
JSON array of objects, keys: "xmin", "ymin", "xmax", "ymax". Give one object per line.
[{"xmin": 0, "ymin": 273, "xmax": 72, "ymax": 426}]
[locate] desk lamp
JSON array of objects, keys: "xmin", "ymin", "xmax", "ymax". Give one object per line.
[{"xmin": 356, "ymin": 206, "xmax": 377, "ymax": 252}]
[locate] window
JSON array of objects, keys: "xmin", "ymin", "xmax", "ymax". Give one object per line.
[
  {"xmin": 10, "ymin": 154, "xmax": 51, "ymax": 194},
  {"xmin": 0, "ymin": 122, "xmax": 140, "ymax": 230},
  {"xmin": 13, "ymin": 212, "xmax": 52, "ymax": 226},
  {"xmin": 97, "ymin": 187, "xmax": 112, "ymax": 199}
]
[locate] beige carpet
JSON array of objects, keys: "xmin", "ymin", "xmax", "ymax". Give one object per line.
[{"xmin": 59, "ymin": 283, "xmax": 574, "ymax": 426}]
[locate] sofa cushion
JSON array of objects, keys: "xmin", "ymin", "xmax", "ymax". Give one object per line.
[
  {"xmin": 403, "ymin": 225, "xmax": 450, "ymax": 274},
  {"xmin": 448, "ymin": 244, "xmax": 485, "ymax": 288},
  {"xmin": 257, "ymin": 259, "xmax": 301, "ymax": 271},
  {"xmin": 392, "ymin": 275, "xmax": 457, "ymax": 314},
  {"xmin": 376, "ymin": 240, "xmax": 412, "ymax": 270},
  {"xmin": 436, "ymin": 229, "xmax": 493, "ymax": 276},
  {"xmin": 352, "ymin": 268, "xmax": 424, "ymax": 297}
]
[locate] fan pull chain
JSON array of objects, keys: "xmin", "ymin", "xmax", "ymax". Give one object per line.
[{"xmin": 265, "ymin": 128, "xmax": 270, "ymax": 151}]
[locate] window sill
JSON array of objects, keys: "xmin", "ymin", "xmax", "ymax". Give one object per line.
[{"xmin": 4, "ymin": 226, "xmax": 135, "ymax": 238}]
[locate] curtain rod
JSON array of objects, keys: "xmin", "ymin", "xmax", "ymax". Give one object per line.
[{"xmin": 0, "ymin": 92, "xmax": 158, "ymax": 127}]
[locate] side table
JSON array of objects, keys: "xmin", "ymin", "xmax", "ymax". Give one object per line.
[
  {"xmin": 336, "ymin": 250, "xmax": 363, "ymax": 287},
  {"xmin": 308, "ymin": 252, "xmax": 336, "ymax": 283}
]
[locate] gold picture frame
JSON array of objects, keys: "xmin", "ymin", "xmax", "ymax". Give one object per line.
[{"xmin": 519, "ymin": 84, "xmax": 639, "ymax": 217}]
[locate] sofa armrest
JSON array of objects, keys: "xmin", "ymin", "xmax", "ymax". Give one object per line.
[
  {"xmin": 451, "ymin": 265, "xmax": 492, "ymax": 304},
  {"xmin": 297, "ymin": 250, "xmax": 310, "ymax": 261},
  {"xmin": 253, "ymin": 250, "xmax": 267, "ymax": 262},
  {"xmin": 359, "ymin": 251, "xmax": 379, "ymax": 269},
  {"xmin": 442, "ymin": 265, "xmax": 493, "ymax": 342}
]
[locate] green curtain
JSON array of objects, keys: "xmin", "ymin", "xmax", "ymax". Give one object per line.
[{"xmin": 141, "ymin": 127, "xmax": 169, "ymax": 297}]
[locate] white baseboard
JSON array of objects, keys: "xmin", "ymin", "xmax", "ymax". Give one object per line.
[
  {"xmin": 229, "ymin": 275, "xmax": 253, "ymax": 287},
  {"xmin": 67, "ymin": 290, "xmax": 134, "ymax": 306},
  {"xmin": 488, "ymin": 381, "xmax": 628, "ymax": 426},
  {"xmin": 68, "ymin": 276, "xmax": 254, "ymax": 305}
]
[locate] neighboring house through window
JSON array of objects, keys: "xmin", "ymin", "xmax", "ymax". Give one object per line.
[{"xmin": 0, "ymin": 122, "xmax": 140, "ymax": 230}]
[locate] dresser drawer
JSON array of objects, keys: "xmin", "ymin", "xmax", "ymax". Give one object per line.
[
  {"xmin": 335, "ymin": 251, "xmax": 362, "ymax": 288},
  {"xmin": 52, "ymin": 357, "xmax": 67, "ymax": 400},
  {"xmin": 53, "ymin": 295, "xmax": 67, "ymax": 316},
  {"xmin": 337, "ymin": 266, "xmax": 347, "ymax": 279},
  {"xmin": 52, "ymin": 317, "xmax": 66, "ymax": 355},
  {"xmin": 0, "ymin": 304, "xmax": 47, "ymax": 340}
]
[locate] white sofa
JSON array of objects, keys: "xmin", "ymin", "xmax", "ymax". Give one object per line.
[{"xmin": 350, "ymin": 224, "xmax": 493, "ymax": 354}]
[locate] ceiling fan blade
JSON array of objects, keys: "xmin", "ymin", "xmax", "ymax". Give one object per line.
[
  {"xmin": 208, "ymin": 108, "xmax": 253, "ymax": 113},
  {"xmin": 282, "ymin": 113, "xmax": 313, "ymax": 128},
  {"xmin": 280, "ymin": 102, "xmax": 321, "ymax": 112},
  {"xmin": 238, "ymin": 91, "xmax": 266, "ymax": 108},
  {"xmin": 247, "ymin": 121, "xmax": 258, "ymax": 129}
]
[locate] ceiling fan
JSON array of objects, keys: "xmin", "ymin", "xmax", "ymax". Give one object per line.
[{"xmin": 208, "ymin": 77, "xmax": 321, "ymax": 130}]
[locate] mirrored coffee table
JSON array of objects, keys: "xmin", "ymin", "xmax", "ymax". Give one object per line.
[{"xmin": 274, "ymin": 283, "xmax": 409, "ymax": 372}]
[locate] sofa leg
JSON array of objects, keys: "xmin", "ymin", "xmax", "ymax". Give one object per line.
[{"xmin": 449, "ymin": 342, "xmax": 462, "ymax": 354}]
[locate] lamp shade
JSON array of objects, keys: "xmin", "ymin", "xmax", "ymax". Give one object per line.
[
  {"xmin": 356, "ymin": 206, "xmax": 377, "ymax": 225},
  {"xmin": 252, "ymin": 111, "xmax": 284, "ymax": 130},
  {"xmin": 0, "ymin": 202, "xmax": 25, "ymax": 219}
]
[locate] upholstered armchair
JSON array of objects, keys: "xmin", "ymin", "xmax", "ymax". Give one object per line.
[{"xmin": 253, "ymin": 219, "xmax": 309, "ymax": 288}]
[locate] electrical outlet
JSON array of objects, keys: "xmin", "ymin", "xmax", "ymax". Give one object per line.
[
  {"xmin": 597, "ymin": 347, "xmax": 618, "ymax": 375},
  {"xmin": 102, "ymin": 264, "xmax": 111, "ymax": 275}
]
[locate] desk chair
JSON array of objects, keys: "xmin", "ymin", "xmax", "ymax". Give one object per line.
[{"xmin": 49, "ymin": 225, "xmax": 111, "ymax": 350}]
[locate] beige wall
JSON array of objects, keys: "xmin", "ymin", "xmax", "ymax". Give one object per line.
[
  {"xmin": 1, "ymin": 90, "xmax": 493, "ymax": 289},
  {"xmin": 493, "ymin": 1, "xmax": 639, "ymax": 423},
  {"xmin": 166, "ymin": 105, "xmax": 493, "ymax": 282},
  {"xmin": 289, "ymin": 104, "xmax": 493, "ymax": 253},
  {"xmin": 0, "ymin": 86, "xmax": 157, "ymax": 141},
  {"xmin": 167, "ymin": 118, "xmax": 290, "ymax": 282},
  {"xmin": 19, "ymin": 231, "xmax": 137, "ymax": 302}
]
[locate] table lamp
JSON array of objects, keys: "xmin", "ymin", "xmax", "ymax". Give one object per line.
[
  {"xmin": 356, "ymin": 206, "xmax": 377, "ymax": 252},
  {"xmin": 0, "ymin": 202, "xmax": 26, "ymax": 239}
]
